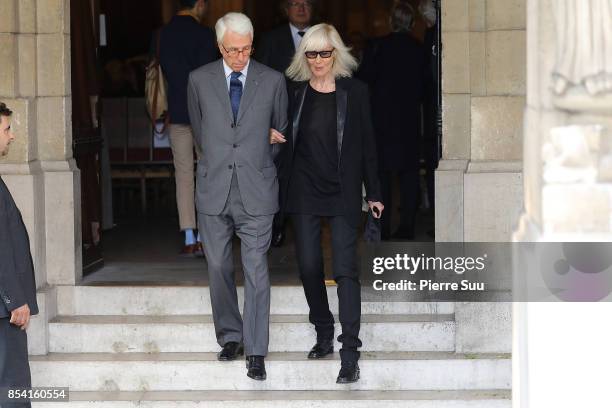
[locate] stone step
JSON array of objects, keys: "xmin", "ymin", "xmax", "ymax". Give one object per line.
[
  {"xmin": 32, "ymin": 390, "xmax": 511, "ymax": 408},
  {"xmin": 30, "ymin": 352, "xmax": 511, "ymax": 391},
  {"xmin": 48, "ymin": 314, "xmax": 456, "ymax": 353},
  {"xmin": 57, "ymin": 286, "xmax": 454, "ymax": 316}
]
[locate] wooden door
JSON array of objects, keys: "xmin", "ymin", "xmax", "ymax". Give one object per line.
[{"xmin": 71, "ymin": 0, "xmax": 104, "ymax": 273}]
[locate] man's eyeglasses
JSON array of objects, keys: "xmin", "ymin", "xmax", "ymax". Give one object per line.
[
  {"xmin": 305, "ymin": 50, "xmax": 334, "ymax": 59},
  {"xmin": 221, "ymin": 44, "xmax": 254, "ymax": 57},
  {"xmin": 288, "ymin": 1, "xmax": 313, "ymax": 9}
]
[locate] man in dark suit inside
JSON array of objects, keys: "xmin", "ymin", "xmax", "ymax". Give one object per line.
[
  {"xmin": 256, "ymin": 0, "xmax": 314, "ymax": 74},
  {"xmin": 357, "ymin": 2, "xmax": 427, "ymax": 240},
  {"xmin": 256, "ymin": 0, "xmax": 315, "ymax": 247},
  {"xmin": 0, "ymin": 102, "xmax": 39, "ymax": 408}
]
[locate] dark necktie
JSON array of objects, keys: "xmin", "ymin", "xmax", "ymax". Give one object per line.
[
  {"xmin": 298, "ymin": 31, "xmax": 305, "ymax": 37},
  {"xmin": 229, "ymin": 71, "xmax": 243, "ymax": 123}
]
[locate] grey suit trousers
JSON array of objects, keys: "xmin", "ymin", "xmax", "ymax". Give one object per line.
[
  {"xmin": 199, "ymin": 171, "xmax": 273, "ymax": 356},
  {"xmin": 0, "ymin": 318, "xmax": 31, "ymax": 408}
]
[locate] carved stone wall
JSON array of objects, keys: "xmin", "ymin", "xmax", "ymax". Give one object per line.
[{"xmin": 514, "ymin": 1, "xmax": 612, "ymax": 406}]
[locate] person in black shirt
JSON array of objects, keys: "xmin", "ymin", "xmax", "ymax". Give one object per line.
[
  {"xmin": 284, "ymin": 86, "xmax": 344, "ymax": 215},
  {"xmin": 357, "ymin": 2, "xmax": 427, "ymax": 240},
  {"xmin": 272, "ymin": 24, "xmax": 383, "ymax": 384},
  {"xmin": 156, "ymin": 0, "xmax": 217, "ymax": 255}
]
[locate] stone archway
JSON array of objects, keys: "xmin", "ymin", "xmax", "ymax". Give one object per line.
[
  {"xmin": 1, "ymin": 0, "xmax": 519, "ymax": 360},
  {"xmin": 0, "ymin": 1, "xmax": 519, "ymax": 405}
]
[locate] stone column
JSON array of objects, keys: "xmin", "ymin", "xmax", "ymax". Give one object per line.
[
  {"xmin": 437, "ymin": 0, "xmax": 523, "ymax": 354},
  {"xmin": 514, "ymin": 0, "xmax": 612, "ymax": 405},
  {"xmin": 0, "ymin": 0, "xmax": 80, "ymax": 354},
  {"xmin": 437, "ymin": 0, "xmax": 526, "ymax": 243}
]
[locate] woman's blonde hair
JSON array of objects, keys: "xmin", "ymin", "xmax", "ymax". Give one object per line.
[{"xmin": 286, "ymin": 23, "xmax": 358, "ymax": 81}]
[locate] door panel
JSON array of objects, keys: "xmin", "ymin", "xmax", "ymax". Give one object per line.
[{"xmin": 71, "ymin": 0, "xmax": 104, "ymax": 274}]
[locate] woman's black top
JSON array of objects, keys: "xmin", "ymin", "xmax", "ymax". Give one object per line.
[{"xmin": 286, "ymin": 84, "xmax": 344, "ymax": 216}]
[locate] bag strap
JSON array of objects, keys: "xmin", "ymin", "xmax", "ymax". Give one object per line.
[
  {"xmin": 156, "ymin": 29, "xmax": 162, "ymax": 60},
  {"xmin": 151, "ymin": 29, "xmax": 169, "ymax": 133}
]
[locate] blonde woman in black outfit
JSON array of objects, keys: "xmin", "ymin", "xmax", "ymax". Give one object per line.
[{"xmin": 271, "ymin": 23, "xmax": 384, "ymax": 384}]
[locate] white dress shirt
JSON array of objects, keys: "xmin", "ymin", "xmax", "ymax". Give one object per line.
[
  {"xmin": 223, "ymin": 59, "xmax": 250, "ymax": 91},
  {"xmin": 289, "ymin": 24, "xmax": 310, "ymax": 51}
]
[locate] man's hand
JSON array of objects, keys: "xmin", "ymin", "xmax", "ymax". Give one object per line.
[
  {"xmin": 368, "ymin": 201, "xmax": 384, "ymax": 219},
  {"xmin": 10, "ymin": 304, "xmax": 31, "ymax": 330},
  {"xmin": 270, "ymin": 128, "xmax": 287, "ymax": 144}
]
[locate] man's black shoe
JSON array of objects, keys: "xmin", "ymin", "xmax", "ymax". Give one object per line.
[
  {"xmin": 217, "ymin": 342, "xmax": 243, "ymax": 361},
  {"xmin": 271, "ymin": 226, "xmax": 285, "ymax": 247},
  {"xmin": 246, "ymin": 355, "xmax": 267, "ymax": 380},
  {"xmin": 336, "ymin": 361, "xmax": 360, "ymax": 384},
  {"xmin": 307, "ymin": 340, "xmax": 334, "ymax": 359}
]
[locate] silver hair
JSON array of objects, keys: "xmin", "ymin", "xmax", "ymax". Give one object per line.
[
  {"xmin": 286, "ymin": 23, "xmax": 358, "ymax": 81},
  {"xmin": 390, "ymin": 2, "xmax": 415, "ymax": 33},
  {"xmin": 420, "ymin": 0, "xmax": 437, "ymax": 27},
  {"xmin": 215, "ymin": 12, "xmax": 254, "ymax": 44}
]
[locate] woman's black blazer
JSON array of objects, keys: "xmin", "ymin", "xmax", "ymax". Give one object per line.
[{"xmin": 278, "ymin": 77, "xmax": 382, "ymax": 227}]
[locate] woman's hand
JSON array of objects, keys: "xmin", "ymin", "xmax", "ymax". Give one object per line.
[
  {"xmin": 368, "ymin": 201, "xmax": 384, "ymax": 219},
  {"xmin": 270, "ymin": 128, "xmax": 287, "ymax": 144}
]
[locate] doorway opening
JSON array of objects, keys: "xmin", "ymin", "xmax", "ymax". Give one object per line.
[{"xmin": 71, "ymin": 0, "xmax": 442, "ymax": 284}]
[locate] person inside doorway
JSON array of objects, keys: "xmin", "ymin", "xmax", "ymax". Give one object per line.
[
  {"xmin": 256, "ymin": 0, "xmax": 315, "ymax": 74},
  {"xmin": 358, "ymin": 2, "xmax": 426, "ymax": 240},
  {"xmin": 156, "ymin": 0, "xmax": 218, "ymax": 255}
]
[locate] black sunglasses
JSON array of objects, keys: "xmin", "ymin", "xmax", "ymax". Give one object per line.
[{"xmin": 305, "ymin": 50, "xmax": 334, "ymax": 59}]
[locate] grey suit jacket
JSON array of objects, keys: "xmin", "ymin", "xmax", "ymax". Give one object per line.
[
  {"xmin": 0, "ymin": 177, "xmax": 39, "ymax": 319},
  {"xmin": 187, "ymin": 59, "xmax": 288, "ymax": 216}
]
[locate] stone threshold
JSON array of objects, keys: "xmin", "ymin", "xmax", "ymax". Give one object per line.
[
  {"xmin": 31, "ymin": 351, "xmax": 512, "ymax": 362},
  {"xmin": 63, "ymin": 389, "xmax": 512, "ymax": 401},
  {"xmin": 50, "ymin": 314, "xmax": 456, "ymax": 324}
]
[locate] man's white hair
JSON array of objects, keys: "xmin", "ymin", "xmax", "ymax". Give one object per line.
[
  {"xmin": 419, "ymin": 0, "xmax": 437, "ymax": 27},
  {"xmin": 215, "ymin": 12, "xmax": 254, "ymax": 44}
]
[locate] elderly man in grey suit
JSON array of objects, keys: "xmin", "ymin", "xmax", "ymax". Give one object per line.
[
  {"xmin": 187, "ymin": 12, "xmax": 288, "ymax": 381},
  {"xmin": 0, "ymin": 102, "xmax": 39, "ymax": 408}
]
